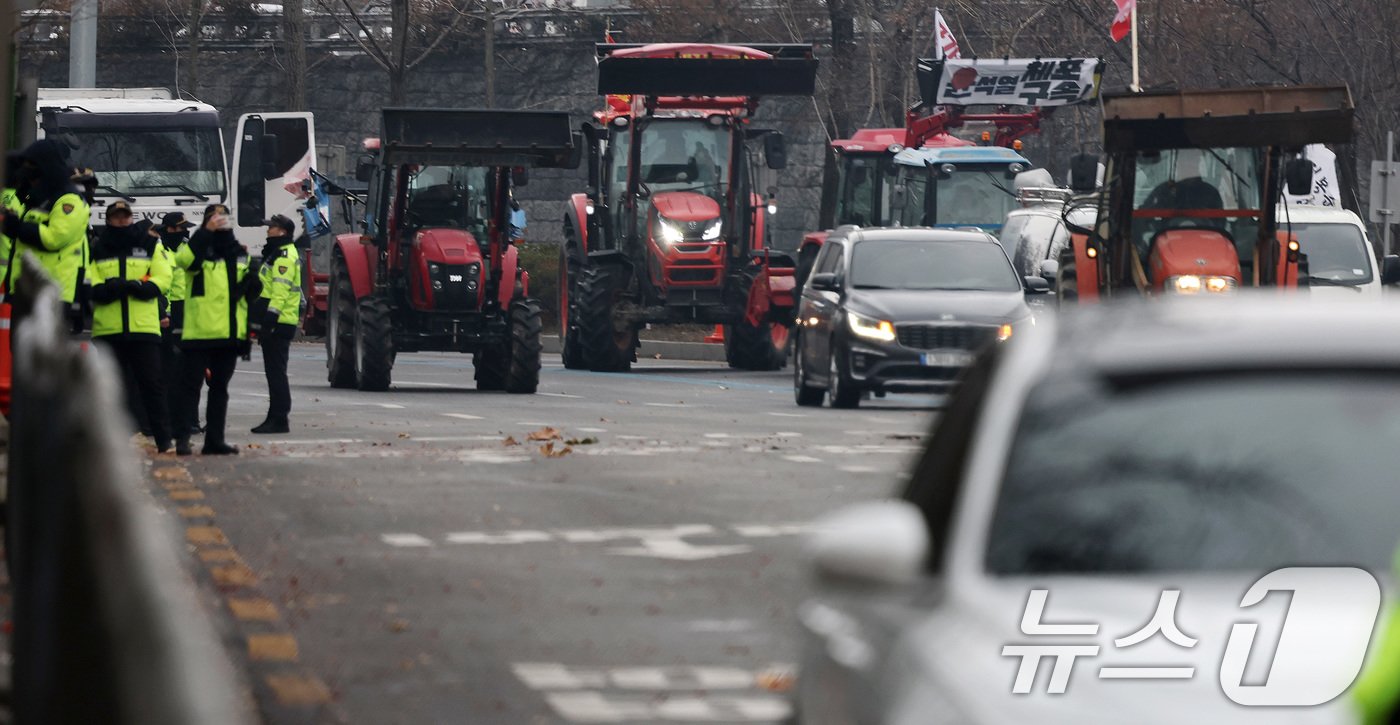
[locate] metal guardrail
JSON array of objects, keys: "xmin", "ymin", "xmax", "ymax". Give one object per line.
[{"xmin": 5, "ymin": 255, "xmax": 252, "ymax": 725}]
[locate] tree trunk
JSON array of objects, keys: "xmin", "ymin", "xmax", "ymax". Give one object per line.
[
  {"xmin": 389, "ymin": 0, "xmax": 409, "ymax": 105},
  {"xmin": 184, "ymin": 0, "xmax": 202, "ymax": 96},
  {"xmin": 283, "ymin": 0, "xmax": 307, "ymax": 111},
  {"xmin": 484, "ymin": 0, "xmax": 495, "ymax": 106}
]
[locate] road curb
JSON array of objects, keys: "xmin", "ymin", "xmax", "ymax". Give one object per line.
[{"xmin": 543, "ymin": 335, "xmax": 728, "ymax": 362}]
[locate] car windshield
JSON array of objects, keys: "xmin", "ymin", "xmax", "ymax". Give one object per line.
[
  {"xmin": 1283, "ymin": 221, "xmax": 1373, "ymax": 284},
  {"xmin": 65, "ymin": 126, "xmax": 226, "ymax": 197},
  {"xmin": 851, "ymin": 239, "xmax": 1021, "ymax": 292},
  {"xmin": 986, "ymin": 375, "xmax": 1400, "ymax": 575}
]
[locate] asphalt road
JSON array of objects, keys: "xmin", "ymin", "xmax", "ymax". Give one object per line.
[{"xmin": 146, "ymin": 342, "xmax": 938, "ymax": 724}]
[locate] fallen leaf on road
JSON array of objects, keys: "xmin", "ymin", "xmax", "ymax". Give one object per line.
[
  {"xmin": 388, "ymin": 618, "xmax": 410, "ymax": 633},
  {"xmin": 616, "ymin": 400, "xmax": 630, "ymax": 405},
  {"xmin": 653, "ymin": 353, "xmax": 662, "ymax": 359},
  {"xmin": 564, "ymin": 437, "xmax": 599, "ymax": 446},
  {"xmin": 246, "ymin": 443, "xmax": 263, "ymax": 450},
  {"xmin": 526, "ymin": 427, "xmax": 562, "ymax": 442},
  {"xmin": 398, "ymin": 432, "xmax": 411, "ymax": 439},
  {"xmin": 502, "ymin": 436, "xmax": 519, "ymax": 446},
  {"xmin": 756, "ymin": 667, "xmax": 796, "ymax": 692},
  {"xmin": 539, "ymin": 442, "xmax": 572, "ymax": 458}
]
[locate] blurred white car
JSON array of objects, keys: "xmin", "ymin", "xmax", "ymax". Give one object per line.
[{"xmin": 794, "ymin": 297, "xmax": 1400, "ymax": 724}]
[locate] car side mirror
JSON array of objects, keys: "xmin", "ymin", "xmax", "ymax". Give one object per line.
[
  {"xmin": 764, "ymin": 132, "xmax": 787, "ymax": 170},
  {"xmin": 1383, "ymin": 255, "xmax": 1400, "ymax": 286},
  {"xmin": 355, "ymin": 156, "xmax": 376, "ymax": 183},
  {"xmin": 1068, "ymin": 153, "xmax": 1100, "ymax": 193},
  {"xmin": 809, "ymin": 272, "xmax": 840, "ymax": 292},
  {"xmin": 808, "ymin": 501, "xmax": 928, "ymax": 587},
  {"xmin": 1023, "ymin": 276, "xmax": 1051, "ymax": 294},
  {"xmin": 1038, "ymin": 258, "xmax": 1059, "ymax": 283},
  {"xmin": 1285, "ymin": 157, "xmax": 1314, "ymax": 197}
]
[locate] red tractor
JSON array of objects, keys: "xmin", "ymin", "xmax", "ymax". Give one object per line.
[
  {"xmin": 560, "ymin": 43, "xmax": 818, "ymax": 371},
  {"xmin": 320, "ymin": 108, "xmax": 579, "ymax": 391}
]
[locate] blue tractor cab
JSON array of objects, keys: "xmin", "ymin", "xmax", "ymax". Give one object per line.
[{"xmin": 891, "ymin": 145, "xmax": 1032, "ymax": 233}]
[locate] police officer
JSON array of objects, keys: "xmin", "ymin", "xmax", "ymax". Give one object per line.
[
  {"xmin": 172, "ymin": 204, "xmax": 261, "ymax": 456},
  {"xmin": 252, "ymin": 214, "xmax": 300, "ymax": 434},
  {"xmin": 2, "ymin": 140, "xmax": 90, "ymax": 324},
  {"xmin": 157, "ymin": 212, "xmax": 200, "ymax": 432},
  {"xmin": 88, "ymin": 200, "xmax": 173, "ymax": 451}
]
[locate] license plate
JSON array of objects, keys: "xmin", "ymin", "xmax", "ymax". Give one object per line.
[{"xmin": 921, "ymin": 350, "xmax": 973, "ymax": 367}]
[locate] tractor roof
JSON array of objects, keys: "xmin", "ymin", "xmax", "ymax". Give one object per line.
[
  {"xmin": 377, "ymin": 108, "xmax": 577, "ymax": 168},
  {"xmin": 1101, "ymin": 85, "xmax": 1354, "ymax": 152},
  {"xmin": 595, "ymin": 42, "xmax": 817, "ymax": 98},
  {"xmin": 893, "ymin": 145, "xmax": 1029, "ymax": 167}
]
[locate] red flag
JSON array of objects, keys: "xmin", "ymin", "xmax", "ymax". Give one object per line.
[{"xmin": 1111, "ymin": 0, "xmax": 1135, "ymax": 42}]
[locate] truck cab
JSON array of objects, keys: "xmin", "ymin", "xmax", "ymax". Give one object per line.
[{"xmin": 890, "ymin": 145, "xmax": 1030, "ymax": 233}]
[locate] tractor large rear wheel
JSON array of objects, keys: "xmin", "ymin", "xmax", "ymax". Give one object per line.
[
  {"xmin": 506, "ymin": 298, "xmax": 543, "ymax": 394},
  {"xmin": 326, "ymin": 252, "xmax": 357, "ymax": 388},
  {"xmin": 724, "ymin": 319, "xmax": 788, "ymax": 371},
  {"xmin": 559, "ymin": 240, "xmax": 585, "ymax": 370},
  {"xmin": 576, "ymin": 266, "xmax": 634, "ymax": 372},
  {"xmin": 353, "ymin": 295, "xmax": 394, "ymax": 391}
]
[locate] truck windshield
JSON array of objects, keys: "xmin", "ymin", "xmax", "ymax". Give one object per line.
[
  {"xmin": 1283, "ymin": 221, "xmax": 1373, "ymax": 285},
  {"xmin": 897, "ymin": 165, "xmax": 1018, "ymax": 229},
  {"xmin": 834, "ymin": 154, "xmax": 896, "ymax": 227},
  {"xmin": 65, "ymin": 126, "xmax": 226, "ymax": 197}
]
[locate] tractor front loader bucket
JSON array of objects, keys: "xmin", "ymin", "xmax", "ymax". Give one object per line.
[
  {"xmin": 595, "ymin": 43, "xmax": 818, "ymax": 97},
  {"xmin": 380, "ymin": 108, "xmax": 579, "ymax": 168}
]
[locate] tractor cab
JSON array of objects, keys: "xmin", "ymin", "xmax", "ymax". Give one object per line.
[
  {"xmin": 890, "ymin": 145, "xmax": 1031, "ymax": 233},
  {"xmin": 1060, "ymin": 86, "xmax": 1355, "ymax": 302}
]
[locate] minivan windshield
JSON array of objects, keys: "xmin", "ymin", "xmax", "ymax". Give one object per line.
[
  {"xmin": 986, "ymin": 375, "xmax": 1400, "ymax": 575},
  {"xmin": 1284, "ymin": 221, "xmax": 1373, "ymax": 285},
  {"xmin": 851, "ymin": 239, "xmax": 1021, "ymax": 292}
]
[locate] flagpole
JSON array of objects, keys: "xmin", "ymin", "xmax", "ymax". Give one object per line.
[{"xmin": 1130, "ymin": 1, "xmax": 1141, "ymax": 91}]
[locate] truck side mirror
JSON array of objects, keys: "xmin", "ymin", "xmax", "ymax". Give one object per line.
[
  {"xmin": 1285, "ymin": 157, "xmax": 1314, "ymax": 197},
  {"xmin": 513, "ymin": 166, "xmax": 530, "ymax": 187},
  {"xmin": 1383, "ymin": 255, "xmax": 1400, "ymax": 286},
  {"xmin": 1068, "ymin": 153, "xmax": 1099, "ymax": 193},
  {"xmin": 260, "ymin": 133, "xmax": 280, "ymax": 179},
  {"xmin": 764, "ymin": 133, "xmax": 787, "ymax": 170},
  {"xmin": 565, "ymin": 131, "xmax": 584, "ymax": 171},
  {"xmin": 355, "ymin": 156, "xmax": 375, "ymax": 183}
]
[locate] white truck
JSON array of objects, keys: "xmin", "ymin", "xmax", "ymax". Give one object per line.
[
  {"xmin": 34, "ymin": 87, "xmax": 315, "ymax": 247},
  {"xmin": 1277, "ymin": 205, "xmax": 1390, "ymax": 298}
]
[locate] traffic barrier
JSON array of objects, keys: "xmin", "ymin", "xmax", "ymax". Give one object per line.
[{"xmin": 6, "ymin": 255, "xmax": 252, "ymax": 725}]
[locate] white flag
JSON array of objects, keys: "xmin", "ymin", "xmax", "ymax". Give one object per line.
[{"xmin": 935, "ymin": 9, "xmax": 961, "ymax": 60}]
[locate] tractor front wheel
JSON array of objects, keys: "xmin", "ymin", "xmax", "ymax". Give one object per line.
[
  {"xmin": 353, "ymin": 295, "xmax": 394, "ymax": 391},
  {"xmin": 505, "ymin": 298, "xmax": 543, "ymax": 394},
  {"xmin": 724, "ymin": 318, "xmax": 788, "ymax": 371},
  {"xmin": 326, "ymin": 252, "xmax": 357, "ymax": 388},
  {"xmin": 576, "ymin": 266, "xmax": 634, "ymax": 372}
]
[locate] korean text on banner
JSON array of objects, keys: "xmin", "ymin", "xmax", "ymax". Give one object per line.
[{"xmin": 932, "ymin": 58, "xmax": 1103, "ymax": 108}]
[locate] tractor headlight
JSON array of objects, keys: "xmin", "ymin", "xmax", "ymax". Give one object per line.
[
  {"xmin": 658, "ymin": 218, "xmax": 685, "ymax": 245},
  {"xmin": 1165, "ymin": 275, "xmax": 1237, "ymax": 295},
  {"xmin": 702, "ymin": 220, "xmax": 722, "ymax": 241},
  {"xmin": 847, "ymin": 311, "xmax": 896, "ymax": 343}
]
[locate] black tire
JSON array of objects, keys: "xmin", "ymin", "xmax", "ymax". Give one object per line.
[
  {"xmin": 326, "ymin": 252, "xmax": 357, "ymax": 388},
  {"xmin": 506, "ymin": 298, "xmax": 543, "ymax": 393},
  {"xmin": 792, "ymin": 332, "xmax": 824, "ymax": 407},
  {"xmin": 828, "ymin": 340, "xmax": 861, "ymax": 409},
  {"xmin": 353, "ymin": 295, "xmax": 394, "ymax": 391},
  {"xmin": 725, "ymin": 319, "xmax": 789, "ymax": 371},
  {"xmin": 576, "ymin": 265, "xmax": 634, "ymax": 372},
  {"xmin": 1056, "ymin": 248, "xmax": 1079, "ymax": 305},
  {"xmin": 559, "ymin": 231, "xmax": 586, "ymax": 370},
  {"xmin": 473, "ymin": 347, "xmax": 508, "ymax": 391}
]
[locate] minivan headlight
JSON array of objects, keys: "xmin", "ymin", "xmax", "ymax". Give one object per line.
[{"xmin": 848, "ymin": 311, "xmax": 897, "ymax": 342}]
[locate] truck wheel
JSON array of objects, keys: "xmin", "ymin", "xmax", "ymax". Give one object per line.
[
  {"xmin": 724, "ymin": 319, "xmax": 788, "ymax": 371},
  {"xmin": 1056, "ymin": 248, "xmax": 1079, "ymax": 305},
  {"xmin": 792, "ymin": 332, "xmax": 824, "ymax": 407},
  {"xmin": 353, "ymin": 295, "xmax": 394, "ymax": 391},
  {"xmin": 506, "ymin": 298, "xmax": 543, "ymax": 394},
  {"xmin": 326, "ymin": 252, "xmax": 357, "ymax": 388},
  {"xmin": 559, "ymin": 238, "xmax": 585, "ymax": 370},
  {"xmin": 828, "ymin": 341, "xmax": 861, "ymax": 409},
  {"xmin": 576, "ymin": 266, "xmax": 633, "ymax": 372}
]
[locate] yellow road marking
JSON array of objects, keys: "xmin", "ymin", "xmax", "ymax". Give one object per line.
[
  {"xmin": 228, "ymin": 598, "xmax": 279, "ymax": 622},
  {"xmin": 153, "ymin": 466, "xmax": 192, "ymax": 481},
  {"xmin": 177, "ymin": 505, "xmax": 215, "ymax": 518},
  {"xmin": 264, "ymin": 673, "xmax": 332, "ymax": 706},
  {"xmin": 198, "ymin": 548, "xmax": 242, "ymax": 564},
  {"xmin": 248, "ymin": 634, "xmax": 299, "ymax": 662},
  {"xmin": 210, "ymin": 563, "xmax": 258, "ymax": 587},
  {"xmin": 169, "ymin": 489, "xmax": 205, "ymax": 501},
  {"xmin": 185, "ymin": 526, "xmax": 228, "ymax": 546}
]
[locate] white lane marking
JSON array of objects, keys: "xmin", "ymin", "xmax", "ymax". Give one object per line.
[
  {"xmin": 556, "ymin": 524, "xmax": 716, "ymax": 543},
  {"xmin": 767, "ymin": 412, "xmax": 806, "ymax": 418},
  {"xmin": 261, "ymin": 438, "xmax": 367, "ymax": 445},
  {"xmin": 239, "ymin": 392, "xmax": 270, "ymax": 398},
  {"xmin": 687, "ymin": 619, "xmax": 754, "ymax": 633},
  {"xmin": 607, "ymin": 539, "xmax": 752, "ymax": 561},
  {"xmin": 643, "ymin": 402, "xmax": 688, "ymax": 408},
  {"xmin": 774, "ymin": 431, "xmax": 804, "ymax": 437},
  {"xmin": 537, "ymin": 392, "xmax": 583, "ymax": 399},
  {"xmin": 703, "ymin": 433, "xmax": 733, "ymax": 439},
  {"xmin": 614, "ymin": 435, "xmax": 654, "ymax": 441},
  {"xmin": 577, "ymin": 427, "xmax": 608, "ymax": 433},
  {"xmin": 782, "ymin": 455, "xmax": 823, "ymax": 463},
  {"xmin": 732, "ymin": 523, "xmax": 818, "ymax": 538},
  {"xmin": 413, "ymin": 435, "xmax": 507, "ymax": 442},
  {"xmin": 374, "ymin": 403, "xmax": 406, "ymax": 409},
  {"xmin": 513, "ymin": 663, "xmax": 607, "ymax": 690},
  {"xmin": 442, "ymin": 413, "xmax": 484, "ymax": 420},
  {"xmin": 576, "ymin": 446, "xmax": 702, "ymax": 457},
  {"xmin": 518, "ymin": 421, "xmax": 553, "ymax": 426},
  {"xmin": 839, "ymin": 465, "xmax": 883, "ymax": 474},
  {"xmin": 457, "ymin": 451, "xmax": 533, "ymax": 464},
  {"xmin": 392, "ymin": 381, "xmax": 457, "ymax": 387},
  {"xmin": 381, "ymin": 533, "xmax": 433, "ymax": 547},
  {"xmin": 517, "ymin": 663, "xmax": 791, "ymax": 691},
  {"xmin": 543, "ymin": 692, "xmax": 791, "ymax": 722},
  {"xmin": 446, "ymin": 530, "xmax": 553, "ymax": 544}
]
